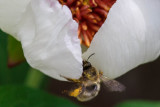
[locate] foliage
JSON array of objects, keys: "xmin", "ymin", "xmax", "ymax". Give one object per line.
[
  {"xmin": 7, "ymin": 35, "xmax": 25, "ymax": 67},
  {"xmin": 0, "ymin": 30, "xmax": 30, "ymax": 85},
  {"xmin": 115, "ymin": 100, "xmax": 160, "ymax": 107},
  {"xmin": 0, "ymin": 85, "xmax": 80, "ymax": 107}
]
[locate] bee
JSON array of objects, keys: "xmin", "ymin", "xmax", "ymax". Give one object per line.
[{"xmin": 61, "ymin": 53, "xmax": 125, "ymax": 102}]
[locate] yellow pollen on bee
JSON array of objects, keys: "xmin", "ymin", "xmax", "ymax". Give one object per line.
[
  {"xmin": 69, "ymin": 87, "xmax": 82, "ymax": 97},
  {"xmin": 58, "ymin": 0, "xmax": 116, "ymax": 47}
]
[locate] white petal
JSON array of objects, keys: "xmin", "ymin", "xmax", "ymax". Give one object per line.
[
  {"xmin": 0, "ymin": 0, "xmax": 83, "ymax": 81},
  {"xmin": 83, "ymin": 0, "xmax": 160, "ymax": 79},
  {"xmin": 0, "ymin": 0, "xmax": 31, "ymax": 39}
]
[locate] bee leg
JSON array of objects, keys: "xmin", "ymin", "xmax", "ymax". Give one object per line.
[{"xmin": 60, "ymin": 75, "xmax": 81, "ymax": 83}]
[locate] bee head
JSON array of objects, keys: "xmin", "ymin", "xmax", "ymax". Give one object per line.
[
  {"xmin": 82, "ymin": 53, "xmax": 95, "ymax": 70},
  {"xmin": 83, "ymin": 60, "xmax": 91, "ymax": 70}
]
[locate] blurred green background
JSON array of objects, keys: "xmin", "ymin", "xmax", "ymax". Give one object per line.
[{"xmin": 1, "ymin": 29, "xmax": 160, "ymax": 107}]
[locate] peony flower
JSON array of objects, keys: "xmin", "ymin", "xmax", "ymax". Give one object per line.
[{"xmin": 0, "ymin": 0, "xmax": 160, "ymax": 81}]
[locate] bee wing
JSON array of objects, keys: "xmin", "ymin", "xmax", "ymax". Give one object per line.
[{"xmin": 101, "ymin": 76, "xmax": 125, "ymax": 92}]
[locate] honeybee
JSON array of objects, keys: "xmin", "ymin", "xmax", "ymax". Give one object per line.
[{"xmin": 61, "ymin": 53, "xmax": 125, "ymax": 102}]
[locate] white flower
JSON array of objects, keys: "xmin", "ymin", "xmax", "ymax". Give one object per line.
[{"xmin": 0, "ymin": 0, "xmax": 160, "ymax": 81}]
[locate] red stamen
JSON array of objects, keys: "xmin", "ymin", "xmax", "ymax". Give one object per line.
[
  {"xmin": 58, "ymin": 0, "xmax": 116, "ymax": 47},
  {"xmin": 81, "ymin": 22, "xmax": 88, "ymax": 31},
  {"xmin": 89, "ymin": 0, "xmax": 98, "ymax": 7},
  {"xmin": 76, "ymin": 7, "xmax": 81, "ymax": 20},
  {"xmin": 94, "ymin": 8, "xmax": 108, "ymax": 17}
]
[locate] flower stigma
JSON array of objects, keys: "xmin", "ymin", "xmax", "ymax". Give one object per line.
[{"xmin": 58, "ymin": 0, "xmax": 116, "ymax": 47}]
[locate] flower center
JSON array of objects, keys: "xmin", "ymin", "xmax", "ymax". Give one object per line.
[{"xmin": 59, "ymin": 0, "xmax": 116, "ymax": 47}]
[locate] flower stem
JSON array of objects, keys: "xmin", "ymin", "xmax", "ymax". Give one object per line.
[{"xmin": 25, "ymin": 68, "xmax": 44, "ymax": 89}]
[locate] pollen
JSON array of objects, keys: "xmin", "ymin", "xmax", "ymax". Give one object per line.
[
  {"xmin": 69, "ymin": 87, "xmax": 82, "ymax": 97},
  {"xmin": 59, "ymin": 0, "xmax": 116, "ymax": 47}
]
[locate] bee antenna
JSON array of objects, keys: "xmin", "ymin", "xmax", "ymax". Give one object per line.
[{"xmin": 87, "ymin": 53, "xmax": 95, "ymax": 61}]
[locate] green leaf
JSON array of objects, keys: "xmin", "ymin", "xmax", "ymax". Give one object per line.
[
  {"xmin": 0, "ymin": 30, "xmax": 30, "ymax": 85},
  {"xmin": 115, "ymin": 100, "xmax": 160, "ymax": 107},
  {"xmin": 7, "ymin": 35, "xmax": 25, "ymax": 67},
  {"xmin": 25, "ymin": 68, "xmax": 45, "ymax": 89},
  {"xmin": 0, "ymin": 85, "xmax": 81, "ymax": 107}
]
